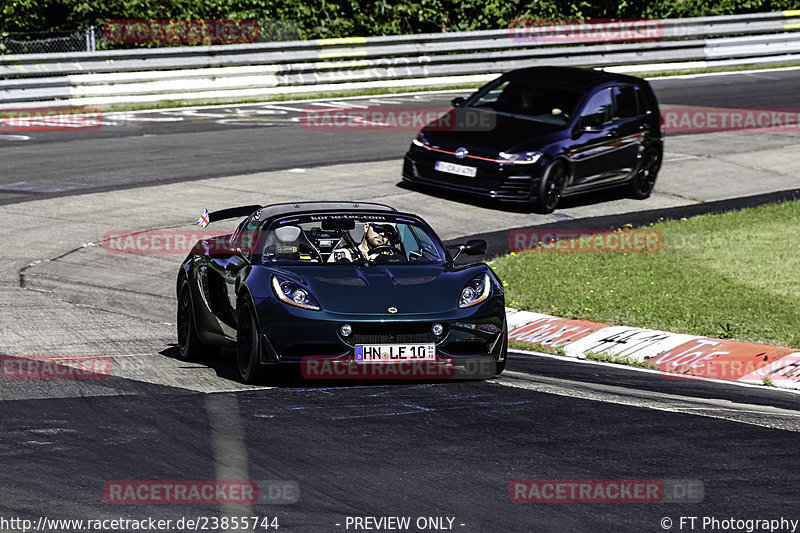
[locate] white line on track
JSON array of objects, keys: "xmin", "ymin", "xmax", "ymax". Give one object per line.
[
  {"xmin": 508, "ymin": 349, "xmax": 800, "ymax": 396},
  {"xmin": 493, "ymin": 366, "xmax": 800, "ymax": 432}
]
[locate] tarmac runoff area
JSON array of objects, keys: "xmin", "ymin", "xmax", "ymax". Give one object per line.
[{"xmin": 1, "ymin": 128, "xmax": 800, "ymax": 396}]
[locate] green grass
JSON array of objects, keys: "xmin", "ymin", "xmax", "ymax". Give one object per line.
[
  {"xmin": 493, "ymin": 201, "xmax": 800, "ymax": 349},
  {"xmin": 584, "ymin": 351, "xmax": 657, "ymax": 369},
  {"xmin": 509, "ymin": 340, "xmax": 565, "ymax": 355}
]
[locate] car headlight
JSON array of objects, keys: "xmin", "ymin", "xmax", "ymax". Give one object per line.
[
  {"xmin": 497, "ymin": 151, "xmax": 542, "ymax": 165},
  {"xmin": 411, "ymin": 131, "xmax": 431, "ymax": 149},
  {"xmin": 271, "ymin": 275, "xmax": 321, "ymax": 310},
  {"xmin": 459, "ymin": 273, "xmax": 491, "ymax": 308}
]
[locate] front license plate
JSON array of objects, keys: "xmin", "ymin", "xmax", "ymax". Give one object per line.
[
  {"xmin": 355, "ymin": 344, "xmax": 436, "ymax": 363},
  {"xmin": 435, "ymin": 161, "xmax": 477, "ymax": 177}
]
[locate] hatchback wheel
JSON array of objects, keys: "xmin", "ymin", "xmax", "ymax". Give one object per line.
[
  {"xmin": 534, "ymin": 161, "xmax": 568, "ymax": 214},
  {"xmin": 629, "ymin": 148, "xmax": 660, "ymax": 199}
]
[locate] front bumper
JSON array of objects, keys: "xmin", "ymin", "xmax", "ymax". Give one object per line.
[
  {"xmin": 253, "ymin": 296, "xmax": 507, "ymax": 367},
  {"xmin": 402, "ymin": 146, "xmax": 546, "ymax": 202}
]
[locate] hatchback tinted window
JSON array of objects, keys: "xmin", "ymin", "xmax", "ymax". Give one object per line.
[
  {"xmin": 614, "ymin": 85, "xmax": 640, "ymax": 119},
  {"xmin": 579, "ymin": 88, "xmax": 614, "ymax": 128}
]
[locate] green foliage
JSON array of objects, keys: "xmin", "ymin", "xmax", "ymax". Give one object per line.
[{"xmin": 3, "ymin": 0, "xmax": 799, "ymax": 37}]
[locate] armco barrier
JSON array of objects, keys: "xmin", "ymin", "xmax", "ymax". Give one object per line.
[
  {"xmin": 2, "ymin": 11, "xmax": 800, "ymax": 108},
  {"xmin": 506, "ymin": 308, "xmax": 800, "ymax": 390}
]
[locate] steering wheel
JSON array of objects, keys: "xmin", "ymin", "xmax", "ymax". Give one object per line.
[{"xmin": 367, "ymin": 244, "xmax": 403, "ymax": 258}]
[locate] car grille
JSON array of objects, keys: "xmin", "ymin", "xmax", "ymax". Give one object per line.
[
  {"xmin": 349, "ymin": 323, "xmax": 439, "ymax": 345},
  {"xmin": 407, "ymin": 162, "xmax": 532, "ymax": 200}
]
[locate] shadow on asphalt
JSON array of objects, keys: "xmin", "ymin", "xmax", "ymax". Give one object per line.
[
  {"xmin": 159, "ymin": 345, "xmax": 497, "ymax": 389},
  {"xmin": 396, "ymin": 179, "xmax": 632, "ymax": 214}
]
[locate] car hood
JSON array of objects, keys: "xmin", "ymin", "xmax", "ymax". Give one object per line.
[
  {"xmin": 425, "ymin": 111, "xmax": 565, "ymax": 154},
  {"xmin": 275, "ymin": 264, "xmax": 487, "ymax": 315}
]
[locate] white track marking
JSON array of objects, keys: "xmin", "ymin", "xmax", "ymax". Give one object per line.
[
  {"xmin": 0, "ymin": 134, "xmax": 31, "ymax": 141},
  {"xmin": 494, "ymin": 369, "xmax": 800, "ymax": 432}
]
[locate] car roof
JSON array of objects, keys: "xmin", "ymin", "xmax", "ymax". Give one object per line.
[
  {"xmin": 257, "ymin": 201, "xmax": 397, "ymax": 220},
  {"xmin": 503, "ymin": 66, "xmax": 646, "ymax": 90}
]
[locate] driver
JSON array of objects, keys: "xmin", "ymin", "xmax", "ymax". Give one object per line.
[{"xmin": 328, "ymin": 222, "xmax": 398, "ymax": 262}]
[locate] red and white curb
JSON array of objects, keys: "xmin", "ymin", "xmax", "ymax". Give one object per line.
[{"xmin": 505, "ymin": 308, "xmax": 800, "ymax": 390}]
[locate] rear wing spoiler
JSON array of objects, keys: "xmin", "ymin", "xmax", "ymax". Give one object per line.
[{"xmin": 197, "ymin": 205, "xmax": 261, "ymax": 227}]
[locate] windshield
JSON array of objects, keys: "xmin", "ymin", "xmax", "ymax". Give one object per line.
[
  {"xmin": 465, "ymin": 78, "xmax": 584, "ymax": 125},
  {"xmin": 258, "ymin": 213, "xmax": 447, "ymax": 265}
]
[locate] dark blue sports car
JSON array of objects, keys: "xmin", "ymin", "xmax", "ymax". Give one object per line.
[{"xmin": 176, "ymin": 202, "xmax": 507, "ymax": 383}]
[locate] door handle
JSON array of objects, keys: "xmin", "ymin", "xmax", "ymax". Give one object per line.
[{"xmin": 608, "ymin": 128, "xmax": 619, "ymax": 136}]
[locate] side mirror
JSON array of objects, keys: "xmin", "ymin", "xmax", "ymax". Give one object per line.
[
  {"xmin": 449, "ymin": 239, "xmax": 487, "ymax": 261},
  {"xmin": 463, "ymin": 239, "xmax": 487, "ymax": 255},
  {"xmin": 574, "ymin": 119, "xmax": 603, "ymax": 136},
  {"xmin": 451, "ymin": 97, "xmax": 466, "ymax": 108}
]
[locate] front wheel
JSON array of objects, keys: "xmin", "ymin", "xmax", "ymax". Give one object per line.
[
  {"xmin": 628, "ymin": 148, "xmax": 661, "ymax": 199},
  {"xmin": 533, "ymin": 160, "xmax": 568, "ymax": 214},
  {"xmin": 236, "ymin": 298, "xmax": 266, "ymax": 384}
]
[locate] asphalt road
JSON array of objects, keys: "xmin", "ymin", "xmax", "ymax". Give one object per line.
[
  {"xmin": 2, "ymin": 67, "xmax": 800, "ymax": 203},
  {"xmin": 2, "ymin": 352, "xmax": 799, "ymax": 532},
  {"xmin": 1, "ymin": 68, "xmax": 799, "ymax": 533}
]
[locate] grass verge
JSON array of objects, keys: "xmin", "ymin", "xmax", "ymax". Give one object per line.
[
  {"xmin": 493, "ymin": 200, "xmax": 800, "ymax": 348},
  {"xmin": 583, "ymin": 351, "xmax": 657, "ymax": 369},
  {"xmin": 509, "ymin": 340, "xmax": 565, "ymax": 355}
]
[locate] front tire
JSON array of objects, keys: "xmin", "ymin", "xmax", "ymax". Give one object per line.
[
  {"xmin": 236, "ymin": 297, "xmax": 266, "ymax": 384},
  {"xmin": 177, "ymin": 279, "xmax": 220, "ymax": 361},
  {"xmin": 534, "ymin": 160, "xmax": 568, "ymax": 214},
  {"xmin": 628, "ymin": 148, "xmax": 660, "ymax": 199}
]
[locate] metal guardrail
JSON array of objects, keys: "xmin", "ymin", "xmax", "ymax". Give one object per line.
[{"xmin": 2, "ymin": 11, "xmax": 800, "ymax": 108}]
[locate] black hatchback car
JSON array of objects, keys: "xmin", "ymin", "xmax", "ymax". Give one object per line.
[{"xmin": 402, "ymin": 66, "xmax": 663, "ymax": 213}]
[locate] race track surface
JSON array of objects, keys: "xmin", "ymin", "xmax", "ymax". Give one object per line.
[{"xmin": 1, "ymin": 68, "xmax": 799, "ymax": 533}]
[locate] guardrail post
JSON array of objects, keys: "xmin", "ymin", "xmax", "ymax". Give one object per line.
[{"xmin": 86, "ymin": 26, "xmax": 96, "ymax": 52}]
